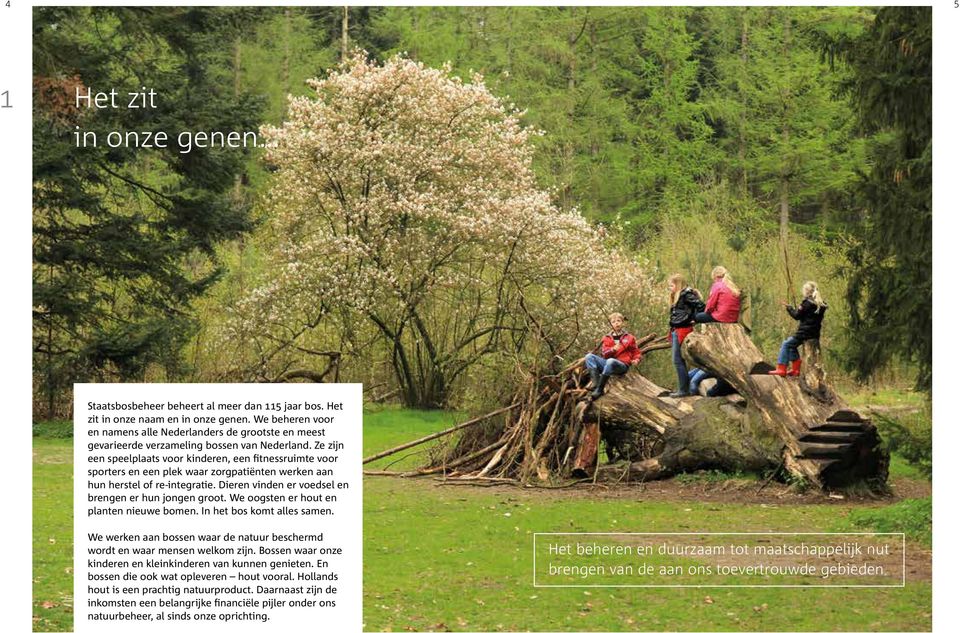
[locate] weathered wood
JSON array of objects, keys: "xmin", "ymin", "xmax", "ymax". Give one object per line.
[
  {"xmin": 421, "ymin": 325, "xmax": 885, "ymax": 490},
  {"xmin": 418, "ymin": 438, "xmax": 508, "ymax": 475},
  {"xmin": 682, "ymin": 323, "xmax": 887, "ymax": 487},
  {"xmin": 572, "ymin": 421, "xmax": 600, "ymax": 477},
  {"xmin": 584, "ymin": 370, "xmax": 781, "ymax": 480},
  {"xmin": 799, "ymin": 339, "xmax": 834, "ymax": 402}
]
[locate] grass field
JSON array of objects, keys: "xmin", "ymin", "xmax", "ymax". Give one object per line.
[
  {"xmin": 33, "ymin": 402, "xmax": 932, "ymax": 632},
  {"xmin": 33, "ymin": 437, "xmax": 73, "ymax": 632},
  {"xmin": 362, "ymin": 406, "xmax": 932, "ymax": 632}
]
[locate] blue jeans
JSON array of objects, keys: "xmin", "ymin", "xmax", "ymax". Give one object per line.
[
  {"xmin": 584, "ymin": 353, "xmax": 629, "ymax": 377},
  {"xmin": 688, "ymin": 368, "xmax": 710, "ymax": 393},
  {"xmin": 777, "ymin": 336, "xmax": 802, "ymax": 364},
  {"xmin": 672, "ymin": 331, "xmax": 690, "ymax": 394},
  {"xmin": 694, "ymin": 312, "xmax": 717, "ymax": 323}
]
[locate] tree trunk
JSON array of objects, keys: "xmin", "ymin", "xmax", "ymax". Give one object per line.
[
  {"xmin": 282, "ymin": 8, "xmax": 291, "ymax": 94},
  {"xmin": 584, "ymin": 371, "xmax": 782, "ymax": 482},
  {"xmin": 432, "ymin": 325, "xmax": 887, "ymax": 490},
  {"xmin": 341, "ymin": 6, "xmax": 349, "ymax": 62},
  {"xmin": 682, "ymin": 324, "xmax": 887, "ymax": 487},
  {"xmin": 738, "ymin": 7, "xmax": 749, "ymax": 194},
  {"xmin": 778, "ymin": 12, "xmax": 792, "ymax": 246}
]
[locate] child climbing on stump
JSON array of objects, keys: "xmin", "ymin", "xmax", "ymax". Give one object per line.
[
  {"xmin": 667, "ymin": 274, "xmax": 705, "ymax": 397},
  {"xmin": 695, "ymin": 265, "xmax": 742, "ymax": 323},
  {"xmin": 770, "ymin": 281, "xmax": 828, "ymax": 377},
  {"xmin": 584, "ymin": 312, "xmax": 642, "ymax": 399}
]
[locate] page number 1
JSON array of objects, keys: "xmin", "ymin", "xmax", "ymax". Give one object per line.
[{"xmin": 1, "ymin": 91, "xmax": 10, "ymax": 108}]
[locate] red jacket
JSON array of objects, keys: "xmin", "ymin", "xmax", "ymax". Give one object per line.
[
  {"xmin": 705, "ymin": 281, "xmax": 741, "ymax": 323},
  {"xmin": 601, "ymin": 331, "xmax": 642, "ymax": 365}
]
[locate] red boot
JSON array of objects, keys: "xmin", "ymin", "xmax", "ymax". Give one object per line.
[
  {"xmin": 768, "ymin": 364, "xmax": 787, "ymax": 376},
  {"xmin": 788, "ymin": 359, "xmax": 802, "ymax": 376}
]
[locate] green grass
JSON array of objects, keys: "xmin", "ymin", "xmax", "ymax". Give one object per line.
[
  {"xmin": 843, "ymin": 388, "xmax": 928, "ymax": 410},
  {"xmin": 33, "ymin": 438, "xmax": 74, "ymax": 632},
  {"xmin": 362, "ymin": 408, "xmax": 931, "ymax": 632},
  {"xmin": 33, "ymin": 419, "xmax": 73, "ymax": 439},
  {"xmin": 364, "ymin": 477, "xmax": 930, "ymax": 631},
  {"xmin": 673, "ymin": 470, "xmax": 761, "ymax": 484},
  {"xmin": 32, "ymin": 404, "xmax": 932, "ymax": 632},
  {"xmin": 363, "ymin": 404, "xmax": 469, "ymax": 464},
  {"xmin": 847, "ymin": 498, "xmax": 932, "ymax": 548},
  {"xmin": 888, "ymin": 454, "xmax": 927, "ymax": 481}
]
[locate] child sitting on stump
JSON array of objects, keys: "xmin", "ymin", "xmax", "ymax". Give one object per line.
[
  {"xmin": 695, "ymin": 265, "xmax": 742, "ymax": 323},
  {"xmin": 584, "ymin": 312, "xmax": 642, "ymax": 399},
  {"xmin": 688, "ymin": 368, "xmax": 738, "ymax": 397},
  {"xmin": 770, "ymin": 281, "xmax": 828, "ymax": 377}
]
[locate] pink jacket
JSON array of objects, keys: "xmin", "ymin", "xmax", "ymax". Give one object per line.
[{"xmin": 705, "ymin": 280, "xmax": 741, "ymax": 323}]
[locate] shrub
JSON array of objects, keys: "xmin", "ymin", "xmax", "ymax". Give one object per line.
[
  {"xmin": 874, "ymin": 410, "xmax": 932, "ymax": 479},
  {"xmin": 847, "ymin": 497, "xmax": 931, "ymax": 547}
]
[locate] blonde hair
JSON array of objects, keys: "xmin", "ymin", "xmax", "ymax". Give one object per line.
[
  {"xmin": 668, "ymin": 273, "xmax": 686, "ymax": 306},
  {"xmin": 802, "ymin": 281, "xmax": 827, "ymax": 311},
  {"xmin": 711, "ymin": 265, "xmax": 741, "ymax": 297},
  {"xmin": 608, "ymin": 312, "xmax": 625, "ymax": 324}
]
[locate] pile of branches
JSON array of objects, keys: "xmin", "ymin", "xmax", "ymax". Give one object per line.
[{"xmin": 364, "ymin": 333, "xmax": 668, "ymax": 484}]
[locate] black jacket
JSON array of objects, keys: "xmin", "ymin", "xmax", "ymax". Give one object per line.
[
  {"xmin": 787, "ymin": 298, "xmax": 827, "ymax": 341},
  {"xmin": 670, "ymin": 287, "xmax": 705, "ymax": 329}
]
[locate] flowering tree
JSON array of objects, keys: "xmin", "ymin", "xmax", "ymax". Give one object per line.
[{"xmin": 235, "ymin": 52, "xmax": 656, "ymax": 407}]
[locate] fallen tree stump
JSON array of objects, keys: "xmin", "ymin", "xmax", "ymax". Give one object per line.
[
  {"xmin": 586, "ymin": 371, "xmax": 781, "ymax": 482},
  {"xmin": 683, "ymin": 324, "xmax": 887, "ymax": 487},
  {"xmin": 399, "ymin": 324, "xmax": 888, "ymax": 490}
]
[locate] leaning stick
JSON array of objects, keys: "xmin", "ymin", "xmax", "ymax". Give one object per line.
[
  {"xmin": 363, "ymin": 470, "xmax": 413, "ymax": 477},
  {"xmin": 781, "ymin": 232, "xmax": 796, "ymax": 305},
  {"xmin": 640, "ymin": 338, "xmax": 672, "ymax": 354},
  {"xmin": 417, "ymin": 437, "xmax": 509, "ymax": 474},
  {"xmin": 634, "ymin": 332, "xmax": 658, "ymax": 348},
  {"xmin": 362, "ymin": 403, "xmax": 520, "ymax": 464}
]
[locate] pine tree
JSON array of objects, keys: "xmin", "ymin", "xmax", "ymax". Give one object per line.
[
  {"xmin": 697, "ymin": 6, "xmax": 865, "ymax": 239},
  {"xmin": 32, "ymin": 7, "xmax": 264, "ymax": 417},
  {"xmin": 823, "ymin": 7, "xmax": 932, "ymax": 390}
]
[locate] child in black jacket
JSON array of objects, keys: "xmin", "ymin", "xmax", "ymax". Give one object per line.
[
  {"xmin": 667, "ymin": 273, "xmax": 705, "ymax": 396},
  {"xmin": 769, "ymin": 281, "xmax": 828, "ymax": 377}
]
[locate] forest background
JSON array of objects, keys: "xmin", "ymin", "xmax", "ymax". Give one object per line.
[
  {"xmin": 33, "ymin": 5, "xmax": 931, "ymax": 417},
  {"xmin": 30, "ymin": 6, "xmax": 933, "ymax": 631}
]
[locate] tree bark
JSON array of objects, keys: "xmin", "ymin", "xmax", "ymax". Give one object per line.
[
  {"xmin": 581, "ymin": 371, "xmax": 782, "ymax": 482},
  {"xmin": 432, "ymin": 325, "xmax": 887, "ymax": 489},
  {"xmin": 682, "ymin": 324, "xmax": 887, "ymax": 487},
  {"xmin": 341, "ymin": 6, "xmax": 350, "ymax": 63}
]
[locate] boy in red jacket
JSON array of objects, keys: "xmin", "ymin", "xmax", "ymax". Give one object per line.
[{"xmin": 584, "ymin": 313, "xmax": 642, "ymax": 399}]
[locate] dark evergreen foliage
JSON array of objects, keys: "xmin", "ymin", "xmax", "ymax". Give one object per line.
[
  {"xmin": 822, "ymin": 7, "xmax": 932, "ymax": 390},
  {"xmin": 33, "ymin": 7, "xmax": 264, "ymax": 415}
]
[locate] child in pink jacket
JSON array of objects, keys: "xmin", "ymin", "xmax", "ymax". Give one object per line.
[{"xmin": 695, "ymin": 266, "xmax": 741, "ymax": 323}]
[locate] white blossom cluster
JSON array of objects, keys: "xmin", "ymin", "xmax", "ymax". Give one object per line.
[{"xmin": 233, "ymin": 52, "xmax": 657, "ymax": 363}]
